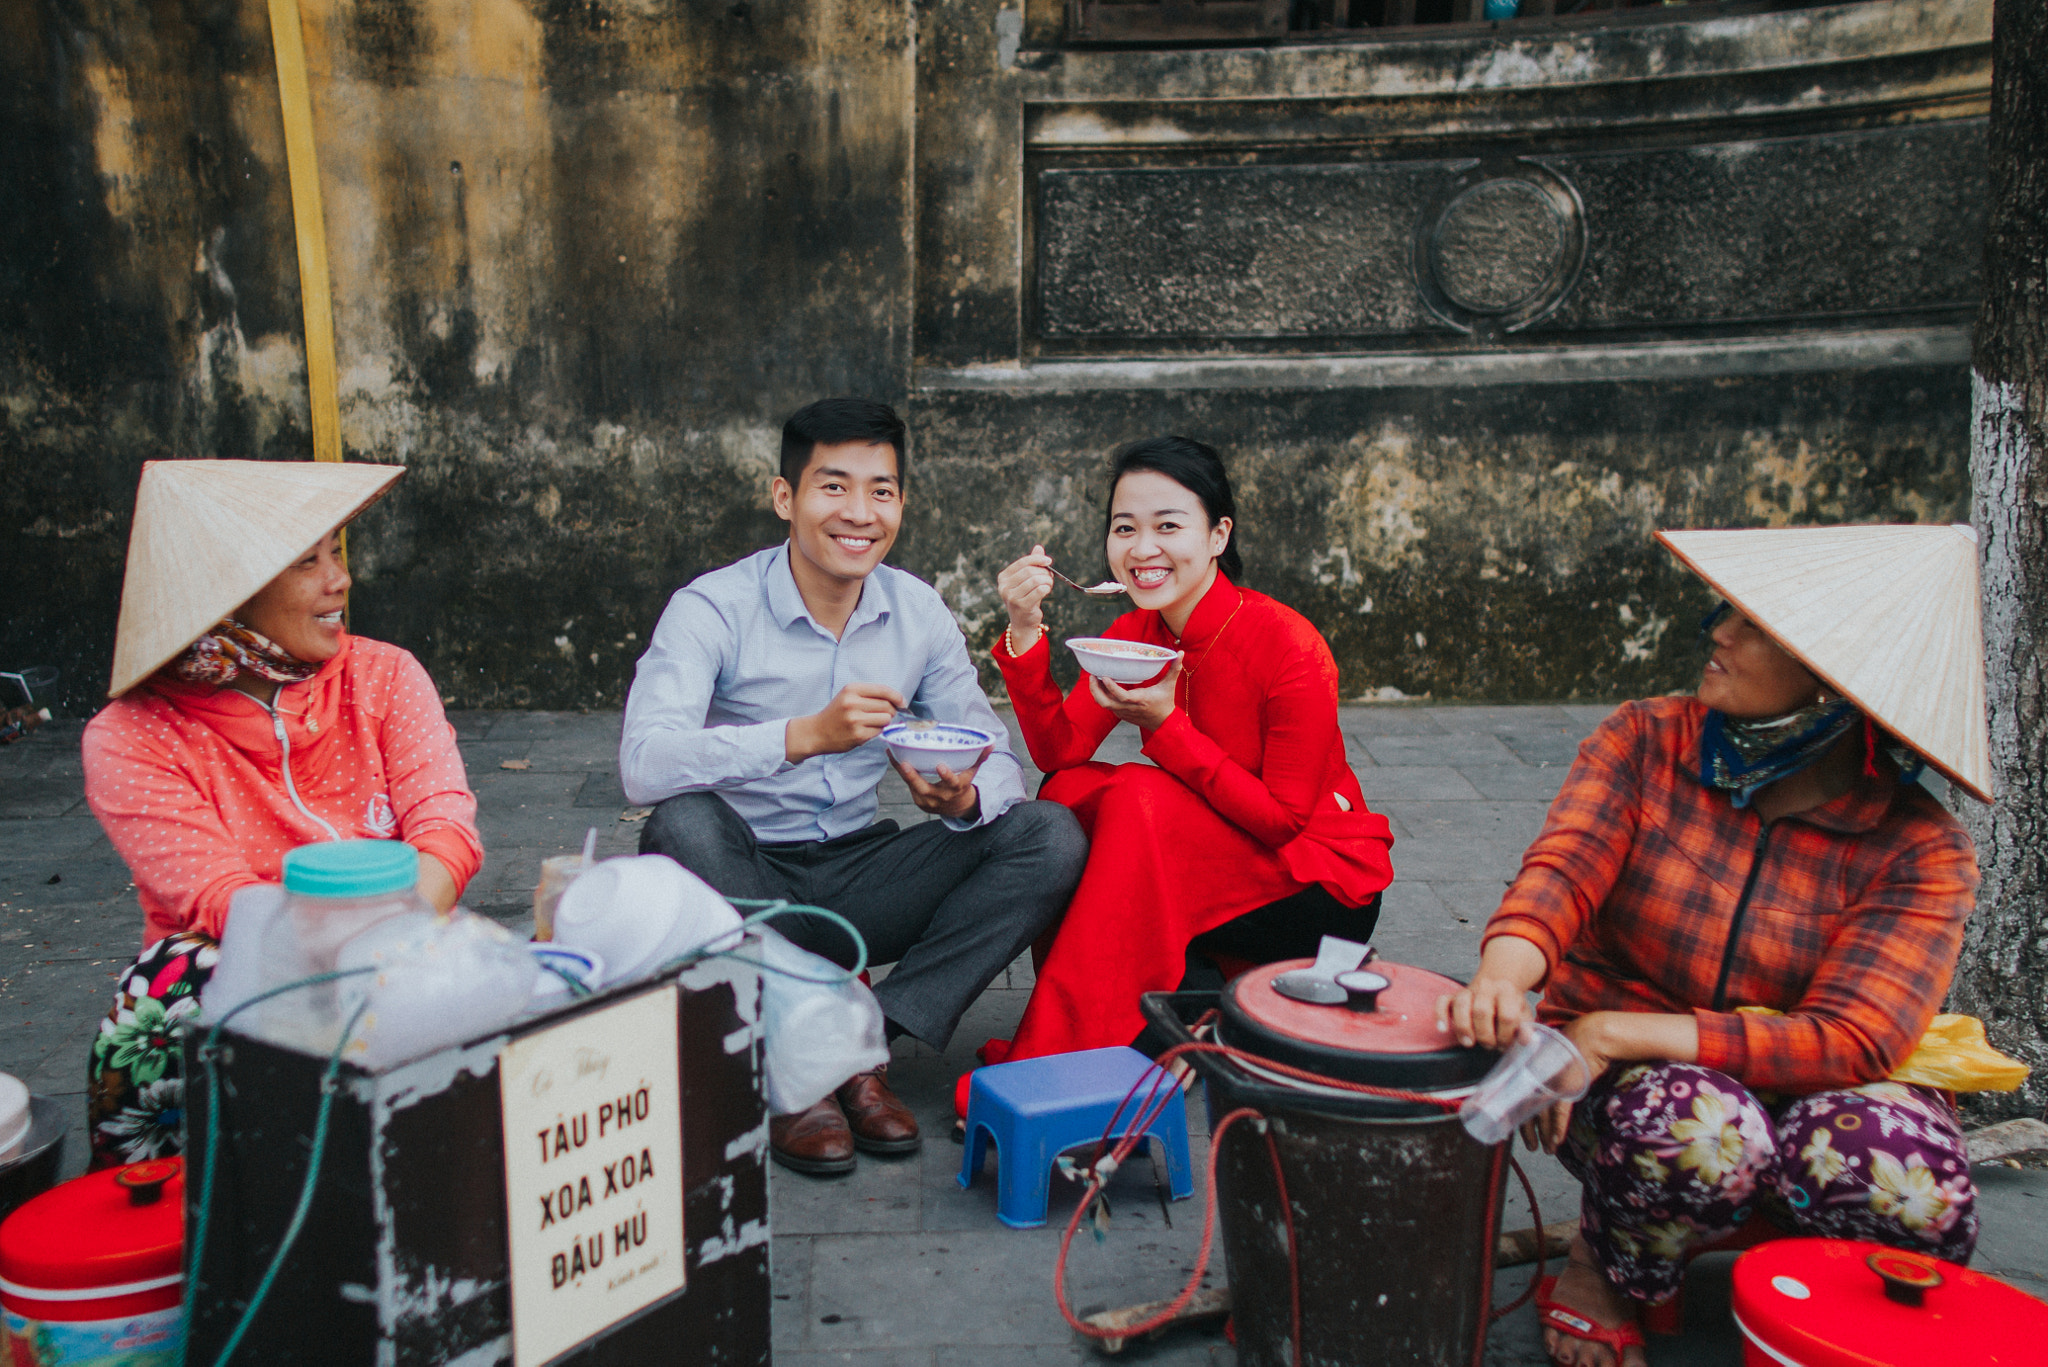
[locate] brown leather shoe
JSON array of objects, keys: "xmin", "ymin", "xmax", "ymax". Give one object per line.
[
  {"xmin": 768, "ymin": 1096, "xmax": 856, "ymax": 1176},
  {"xmin": 835, "ymin": 1067, "xmax": 921, "ymax": 1156}
]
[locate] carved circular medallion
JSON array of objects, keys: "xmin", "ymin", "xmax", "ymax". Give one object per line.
[
  {"xmin": 1413, "ymin": 162, "xmax": 1587, "ymax": 337},
  {"xmin": 1432, "ymin": 180, "xmax": 1566, "ymax": 313}
]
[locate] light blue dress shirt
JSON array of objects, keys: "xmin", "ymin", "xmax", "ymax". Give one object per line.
[{"xmin": 619, "ymin": 544, "xmax": 1026, "ymax": 842}]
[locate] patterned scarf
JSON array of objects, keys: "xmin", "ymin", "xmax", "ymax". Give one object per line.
[
  {"xmin": 1700, "ymin": 699, "xmax": 1861, "ymax": 808},
  {"xmin": 166, "ymin": 619, "xmax": 321, "ymax": 688}
]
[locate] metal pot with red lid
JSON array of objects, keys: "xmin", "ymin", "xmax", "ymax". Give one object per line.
[
  {"xmin": 0, "ymin": 1157, "xmax": 186, "ymax": 1367},
  {"xmin": 1213, "ymin": 949, "xmax": 1496, "ymax": 1114},
  {"xmin": 1140, "ymin": 940, "xmax": 1511, "ymax": 1367}
]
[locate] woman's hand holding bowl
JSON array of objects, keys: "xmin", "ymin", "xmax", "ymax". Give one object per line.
[
  {"xmin": 997, "ymin": 545, "xmax": 1056, "ymax": 640},
  {"xmin": 1090, "ymin": 658, "xmax": 1182, "ymax": 731}
]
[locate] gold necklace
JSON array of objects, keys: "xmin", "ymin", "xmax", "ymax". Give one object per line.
[{"xmin": 1173, "ymin": 589, "xmax": 1244, "ymax": 708}]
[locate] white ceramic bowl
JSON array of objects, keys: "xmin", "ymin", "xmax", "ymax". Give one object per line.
[
  {"xmin": 882, "ymin": 722, "xmax": 998, "ymax": 781},
  {"xmin": 1066, "ymin": 637, "xmax": 1180, "ymax": 684},
  {"xmin": 526, "ymin": 944, "xmax": 606, "ymax": 1010},
  {"xmin": 0, "ymin": 1073, "xmax": 30, "ymax": 1163}
]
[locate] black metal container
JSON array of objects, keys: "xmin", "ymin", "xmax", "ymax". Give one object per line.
[
  {"xmin": 0, "ymin": 1095, "xmax": 67, "ymax": 1225},
  {"xmin": 1143, "ymin": 968, "xmax": 1505, "ymax": 1367},
  {"xmin": 181, "ymin": 953, "xmax": 768, "ymax": 1366}
]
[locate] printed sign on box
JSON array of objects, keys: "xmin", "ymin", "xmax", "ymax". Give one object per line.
[{"xmin": 500, "ymin": 985, "xmax": 685, "ymax": 1367}]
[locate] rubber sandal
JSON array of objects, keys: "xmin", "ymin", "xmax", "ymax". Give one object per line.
[{"xmin": 1534, "ymin": 1274, "xmax": 1646, "ymax": 1361}]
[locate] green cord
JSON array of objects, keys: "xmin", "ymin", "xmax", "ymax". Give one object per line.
[
  {"xmin": 711, "ymin": 899, "xmax": 869, "ymax": 984},
  {"xmin": 188, "ymin": 970, "xmax": 374, "ymax": 1367}
]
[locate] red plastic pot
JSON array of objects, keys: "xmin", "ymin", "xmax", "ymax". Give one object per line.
[
  {"xmin": 0, "ymin": 1158, "xmax": 184, "ymax": 1366},
  {"xmin": 1732, "ymin": 1237, "xmax": 2048, "ymax": 1366}
]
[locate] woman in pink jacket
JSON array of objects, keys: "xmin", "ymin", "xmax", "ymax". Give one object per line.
[{"xmin": 81, "ymin": 459, "xmax": 483, "ymax": 1166}]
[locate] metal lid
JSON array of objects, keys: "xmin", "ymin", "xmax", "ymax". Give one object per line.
[
  {"xmin": 1218, "ymin": 958, "xmax": 1495, "ymax": 1092},
  {"xmin": 0, "ymin": 1159, "xmax": 184, "ymax": 1295},
  {"xmin": 1733, "ymin": 1238, "xmax": 2048, "ymax": 1365}
]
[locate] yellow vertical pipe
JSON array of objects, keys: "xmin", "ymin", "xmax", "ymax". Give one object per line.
[
  {"xmin": 265, "ymin": 0, "xmax": 350, "ymax": 597},
  {"xmin": 265, "ymin": 0, "xmax": 341, "ymax": 465}
]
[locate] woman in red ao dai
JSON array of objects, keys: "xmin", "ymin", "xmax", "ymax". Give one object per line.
[{"xmin": 977, "ymin": 436, "xmax": 1395, "ymax": 1079}]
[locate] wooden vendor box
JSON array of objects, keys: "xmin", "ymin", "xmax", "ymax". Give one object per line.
[{"xmin": 181, "ymin": 951, "xmax": 768, "ymax": 1366}]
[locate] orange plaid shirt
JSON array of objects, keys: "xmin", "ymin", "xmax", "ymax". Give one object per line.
[{"xmin": 1484, "ymin": 697, "xmax": 1978, "ymax": 1095}]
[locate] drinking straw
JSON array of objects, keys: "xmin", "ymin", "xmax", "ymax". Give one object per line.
[{"xmin": 580, "ymin": 826, "xmax": 597, "ymax": 869}]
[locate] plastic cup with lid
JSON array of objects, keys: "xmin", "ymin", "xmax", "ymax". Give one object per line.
[
  {"xmin": 531, "ymin": 854, "xmax": 589, "ymax": 943},
  {"xmin": 244, "ymin": 840, "xmax": 435, "ymax": 1054},
  {"xmin": 1458, "ymin": 1021, "xmax": 1593, "ymax": 1147}
]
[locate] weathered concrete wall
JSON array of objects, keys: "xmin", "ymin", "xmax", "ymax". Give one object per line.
[
  {"xmin": 0, "ymin": 0, "xmax": 1985, "ymax": 713},
  {"xmin": 915, "ymin": 360, "xmax": 1972, "ymax": 700},
  {"xmin": 3, "ymin": 0, "xmax": 914, "ymax": 711}
]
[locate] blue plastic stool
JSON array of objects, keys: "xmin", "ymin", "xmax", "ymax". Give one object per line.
[{"xmin": 957, "ymin": 1045, "xmax": 1195, "ymax": 1229}]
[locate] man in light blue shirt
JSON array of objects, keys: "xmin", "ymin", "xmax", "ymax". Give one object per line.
[{"xmin": 622, "ymin": 397, "xmax": 1086, "ymax": 1175}]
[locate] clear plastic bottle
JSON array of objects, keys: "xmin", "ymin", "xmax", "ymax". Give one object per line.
[{"xmin": 246, "ymin": 840, "xmax": 434, "ymax": 1055}]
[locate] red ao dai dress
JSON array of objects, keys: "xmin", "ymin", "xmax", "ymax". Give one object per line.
[{"xmin": 990, "ymin": 574, "xmax": 1395, "ymax": 1061}]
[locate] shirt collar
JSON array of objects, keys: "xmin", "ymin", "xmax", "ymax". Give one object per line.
[
  {"xmin": 1168, "ymin": 571, "xmax": 1242, "ymax": 648},
  {"xmin": 763, "ymin": 542, "xmax": 893, "ymax": 636}
]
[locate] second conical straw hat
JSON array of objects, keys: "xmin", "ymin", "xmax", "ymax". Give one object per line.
[
  {"xmin": 1657, "ymin": 524, "xmax": 1991, "ymax": 803},
  {"xmin": 108, "ymin": 459, "xmax": 405, "ymax": 697}
]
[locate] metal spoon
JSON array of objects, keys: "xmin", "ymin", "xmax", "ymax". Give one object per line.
[{"xmin": 1049, "ymin": 565, "xmax": 1126, "ymax": 598}]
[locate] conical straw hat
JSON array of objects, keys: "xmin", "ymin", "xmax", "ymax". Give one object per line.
[
  {"xmin": 1657, "ymin": 524, "xmax": 1991, "ymax": 803},
  {"xmin": 108, "ymin": 460, "xmax": 405, "ymax": 697}
]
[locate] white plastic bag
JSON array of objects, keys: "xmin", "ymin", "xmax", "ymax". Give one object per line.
[
  {"xmin": 333, "ymin": 909, "xmax": 540, "ymax": 1070},
  {"xmin": 748, "ymin": 927, "xmax": 889, "ymax": 1115}
]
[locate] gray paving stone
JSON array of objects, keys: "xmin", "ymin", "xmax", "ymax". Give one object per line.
[
  {"xmin": 1377, "ymin": 835, "xmax": 1532, "ymax": 883},
  {"xmin": 771, "ymin": 1234, "xmax": 816, "ymax": 1347},
  {"xmin": 444, "ymin": 709, "xmax": 497, "ymax": 741},
  {"xmin": 772, "ymin": 1153, "xmax": 924, "ymax": 1236},
  {"xmin": 483, "ymin": 710, "xmax": 623, "ymax": 742},
  {"xmin": 1365, "ymin": 733, "xmax": 1520, "ymax": 767},
  {"xmin": 1380, "ymin": 800, "xmax": 1551, "ymax": 849},
  {"xmin": 0, "ymin": 787, "xmax": 85, "ymax": 819},
  {"xmin": 1339, "ymin": 706, "xmax": 1448, "ymax": 737},
  {"xmin": 1429, "ymin": 704, "xmax": 1575, "ymax": 733},
  {"xmin": 1561, "ymin": 703, "xmax": 1622, "ymax": 730},
  {"xmin": 1432, "ymin": 881, "xmax": 1516, "ymax": 923},
  {"xmin": 1494, "ymin": 728, "xmax": 1589, "ymax": 767},
  {"xmin": 1969, "ymin": 1164, "xmax": 2048, "ymax": 1298},
  {"xmin": 455, "ymin": 738, "xmax": 537, "ymax": 772},
  {"xmin": 776, "ymin": 1349, "xmax": 935, "ymax": 1367},
  {"xmin": 804, "ymin": 1226, "xmax": 1223, "ymax": 1351},
  {"xmin": 522, "ymin": 733, "xmax": 623, "ymax": 772},
  {"xmin": 1355, "ymin": 766, "xmax": 1483, "ymax": 801},
  {"xmin": 575, "ymin": 771, "xmax": 631, "ymax": 809},
  {"xmin": 1458, "ymin": 764, "xmax": 1569, "ymax": 802}
]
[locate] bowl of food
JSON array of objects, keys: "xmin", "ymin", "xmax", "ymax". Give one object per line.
[
  {"xmin": 1066, "ymin": 638, "xmax": 1179, "ymax": 684},
  {"xmin": 882, "ymin": 722, "xmax": 997, "ymax": 782}
]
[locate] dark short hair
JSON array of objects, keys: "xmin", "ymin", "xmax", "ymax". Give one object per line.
[
  {"xmin": 779, "ymin": 397, "xmax": 907, "ymax": 489},
  {"xmin": 1105, "ymin": 435, "xmax": 1242, "ymax": 580}
]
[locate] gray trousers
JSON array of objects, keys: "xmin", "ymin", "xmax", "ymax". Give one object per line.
[{"xmin": 640, "ymin": 792, "xmax": 1087, "ymax": 1049}]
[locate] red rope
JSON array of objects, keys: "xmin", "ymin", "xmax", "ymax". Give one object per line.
[
  {"xmin": 1262, "ymin": 1122, "xmax": 1302, "ymax": 1367},
  {"xmin": 1492, "ymin": 1153, "xmax": 1547, "ymax": 1320},
  {"xmin": 1053, "ymin": 1105, "xmax": 1263, "ymax": 1342}
]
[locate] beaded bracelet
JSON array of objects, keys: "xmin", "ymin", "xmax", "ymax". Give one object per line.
[{"xmin": 1005, "ymin": 623, "xmax": 1048, "ymax": 658}]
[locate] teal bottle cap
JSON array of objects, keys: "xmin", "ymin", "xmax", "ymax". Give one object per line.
[{"xmin": 282, "ymin": 840, "xmax": 419, "ymax": 899}]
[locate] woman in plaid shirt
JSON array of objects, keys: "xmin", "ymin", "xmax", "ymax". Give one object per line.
[{"xmin": 1443, "ymin": 553, "xmax": 1982, "ymax": 1367}]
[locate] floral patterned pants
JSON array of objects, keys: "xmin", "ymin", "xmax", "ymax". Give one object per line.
[
  {"xmin": 86, "ymin": 931, "xmax": 219, "ymax": 1169},
  {"xmin": 1558, "ymin": 1061, "xmax": 1977, "ymax": 1303}
]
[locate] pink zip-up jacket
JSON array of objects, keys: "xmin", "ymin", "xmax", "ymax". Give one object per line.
[{"xmin": 83, "ymin": 635, "xmax": 484, "ymax": 947}]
